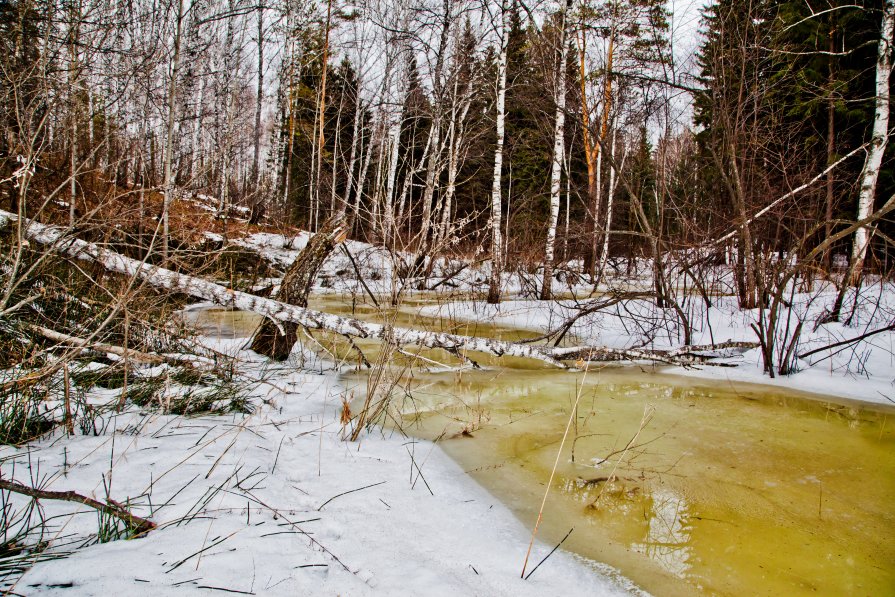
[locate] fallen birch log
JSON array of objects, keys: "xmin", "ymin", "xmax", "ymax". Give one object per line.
[
  {"xmin": 553, "ymin": 340, "xmax": 758, "ymax": 367},
  {"xmin": 29, "ymin": 324, "xmax": 215, "ymax": 369},
  {"xmin": 30, "ymin": 324, "xmax": 165, "ymax": 364},
  {"xmin": 0, "ymin": 211, "xmax": 756, "ymax": 368}
]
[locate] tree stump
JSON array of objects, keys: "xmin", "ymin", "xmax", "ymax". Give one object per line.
[{"xmin": 250, "ymin": 214, "xmax": 348, "ymax": 360}]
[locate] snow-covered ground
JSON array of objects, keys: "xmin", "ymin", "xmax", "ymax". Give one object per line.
[
  {"xmin": 5, "ymin": 227, "xmax": 895, "ymax": 595},
  {"xmin": 417, "ymin": 288, "xmax": 895, "ymax": 407},
  {"xmin": 227, "ymin": 230, "xmax": 895, "ymax": 407},
  {"xmin": 1, "ymin": 336, "xmax": 641, "ymax": 596}
]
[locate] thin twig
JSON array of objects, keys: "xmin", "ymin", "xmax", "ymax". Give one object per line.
[
  {"xmin": 316, "ymin": 480, "xmax": 387, "ymax": 511},
  {"xmin": 524, "ymin": 527, "xmax": 574, "ymax": 580}
]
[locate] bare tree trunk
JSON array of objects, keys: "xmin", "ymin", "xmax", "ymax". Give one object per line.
[
  {"xmin": 281, "ymin": 26, "xmax": 298, "ymax": 211},
  {"xmin": 342, "ymin": 74, "xmax": 363, "ymax": 217},
  {"xmin": 68, "ymin": 0, "xmax": 81, "ymax": 227},
  {"xmin": 563, "ymin": 152, "xmax": 570, "ymax": 261},
  {"xmin": 217, "ymin": 0, "xmax": 238, "ymax": 224},
  {"xmin": 597, "ymin": 131, "xmax": 621, "ymax": 283},
  {"xmin": 578, "ymin": 13, "xmax": 616, "ymax": 277},
  {"xmin": 350, "ymin": 121, "xmax": 374, "ymax": 234},
  {"xmin": 383, "ymin": 94, "xmax": 402, "ymax": 247},
  {"xmin": 823, "ymin": 21, "xmax": 836, "ymax": 272},
  {"xmin": 313, "ymin": 0, "xmax": 334, "ymax": 230},
  {"xmin": 725, "ymin": 145, "xmax": 758, "ymax": 309},
  {"xmin": 429, "ymin": 67, "xmax": 474, "ymax": 276},
  {"xmin": 252, "ymin": 5, "xmax": 264, "ymax": 188},
  {"xmin": 414, "ymin": 0, "xmax": 452, "ymax": 274},
  {"xmin": 250, "ymin": 214, "xmax": 348, "ymax": 359},
  {"xmin": 541, "ymin": 0, "xmax": 572, "ymax": 300},
  {"xmin": 329, "ymin": 97, "xmax": 343, "ymax": 215},
  {"xmin": 577, "ymin": 26, "xmax": 597, "ymax": 276},
  {"xmin": 848, "ymin": 0, "xmax": 894, "ymax": 284},
  {"xmin": 162, "ymin": 0, "xmax": 185, "ymax": 262},
  {"xmin": 827, "ymin": 0, "xmax": 895, "ymax": 321},
  {"xmin": 488, "ymin": 1, "xmax": 509, "ymax": 305}
]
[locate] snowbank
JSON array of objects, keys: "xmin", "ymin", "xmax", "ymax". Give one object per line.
[
  {"xmin": 418, "ymin": 290, "xmax": 895, "ymax": 408},
  {"xmin": 1, "ymin": 339, "xmax": 640, "ymax": 596}
]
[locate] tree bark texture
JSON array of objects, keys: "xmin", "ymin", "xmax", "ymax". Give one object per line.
[{"xmin": 250, "ymin": 214, "xmax": 349, "ymax": 360}]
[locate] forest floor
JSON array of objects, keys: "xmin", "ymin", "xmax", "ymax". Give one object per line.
[{"xmin": 3, "ymin": 205, "xmax": 894, "ymax": 595}]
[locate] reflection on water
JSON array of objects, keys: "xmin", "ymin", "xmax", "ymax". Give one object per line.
[
  {"xmin": 635, "ymin": 488, "xmax": 692, "ymax": 578},
  {"xmin": 182, "ymin": 307, "xmax": 262, "ymax": 338}
]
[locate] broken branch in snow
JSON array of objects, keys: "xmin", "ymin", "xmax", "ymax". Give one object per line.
[
  {"xmin": 0, "ymin": 211, "xmax": 756, "ymax": 369},
  {"xmin": 0, "ymin": 477, "xmax": 155, "ymax": 536}
]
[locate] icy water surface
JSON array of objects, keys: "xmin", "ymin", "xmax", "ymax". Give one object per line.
[
  {"xmin": 379, "ymin": 367, "xmax": 895, "ymax": 597},
  {"xmin": 190, "ymin": 299, "xmax": 895, "ymax": 596}
]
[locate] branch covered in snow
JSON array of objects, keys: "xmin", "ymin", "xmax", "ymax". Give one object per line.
[{"xmin": 0, "ymin": 210, "xmax": 756, "ymax": 368}]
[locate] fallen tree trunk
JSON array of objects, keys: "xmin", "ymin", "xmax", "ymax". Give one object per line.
[
  {"xmin": 29, "ymin": 324, "xmax": 214, "ymax": 368},
  {"xmin": 554, "ymin": 340, "xmax": 758, "ymax": 367},
  {"xmin": 0, "ymin": 210, "xmax": 755, "ymax": 368},
  {"xmin": 251, "ymin": 214, "xmax": 348, "ymax": 360}
]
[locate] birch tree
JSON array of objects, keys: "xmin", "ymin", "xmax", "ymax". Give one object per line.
[
  {"xmin": 488, "ymin": 0, "xmax": 510, "ymax": 305},
  {"xmin": 162, "ymin": 0, "xmax": 186, "ymax": 261},
  {"xmin": 847, "ymin": 0, "xmax": 895, "ymax": 285},
  {"xmin": 541, "ymin": 0, "xmax": 573, "ymax": 300}
]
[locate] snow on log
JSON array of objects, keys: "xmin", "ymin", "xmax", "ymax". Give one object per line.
[{"xmin": 0, "ymin": 210, "xmax": 756, "ymax": 368}]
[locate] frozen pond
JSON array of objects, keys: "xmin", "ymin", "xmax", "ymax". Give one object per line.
[{"xmin": 191, "ymin": 299, "xmax": 895, "ymax": 595}]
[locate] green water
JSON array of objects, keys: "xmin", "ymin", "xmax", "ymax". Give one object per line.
[
  {"xmin": 367, "ymin": 367, "xmax": 895, "ymax": 596},
  {"xmin": 190, "ymin": 300, "xmax": 895, "ymax": 596}
]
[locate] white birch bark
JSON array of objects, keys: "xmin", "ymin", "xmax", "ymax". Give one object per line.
[
  {"xmin": 162, "ymin": 0, "xmax": 185, "ymax": 262},
  {"xmin": 190, "ymin": 77, "xmax": 204, "ymax": 184},
  {"xmin": 396, "ymin": 124, "xmax": 434, "ymax": 232},
  {"xmin": 341, "ymin": 75, "xmax": 363, "ymax": 216},
  {"xmin": 435, "ymin": 77, "xmax": 469, "ymax": 252},
  {"xmin": 850, "ymin": 0, "xmax": 895, "ymax": 284},
  {"xmin": 597, "ymin": 131, "xmax": 622, "ymax": 283},
  {"xmin": 68, "ymin": 0, "xmax": 81, "ymax": 227},
  {"xmin": 350, "ymin": 123, "xmax": 372, "ymax": 230},
  {"xmin": 253, "ymin": 4, "xmax": 264, "ymax": 187},
  {"xmin": 415, "ymin": 0, "xmax": 452, "ymax": 265},
  {"xmin": 488, "ymin": 1, "xmax": 510, "ymax": 304},
  {"xmin": 382, "ymin": 52, "xmax": 406, "ymax": 247},
  {"xmin": 541, "ymin": 0, "xmax": 572, "ymax": 300},
  {"xmin": 218, "ymin": 0, "xmax": 238, "ymax": 220},
  {"xmin": 383, "ymin": 119, "xmax": 401, "ymax": 245}
]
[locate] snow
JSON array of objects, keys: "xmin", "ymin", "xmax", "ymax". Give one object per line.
[
  {"xmin": 185, "ymin": 194, "xmax": 251, "ymax": 220},
  {"xmin": 1, "ymin": 337, "xmax": 640, "ymax": 596},
  {"xmin": 232, "ymin": 232, "xmax": 485, "ymax": 298},
  {"xmin": 9, "ymin": 223, "xmax": 894, "ymax": 594},
  {"xmin": 227, "ymin": 227, "xmax": 895, "ymax": 406},
  {"xmin": 416, "ymin": 285, "xmax": 895, "ymax": 407}
]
